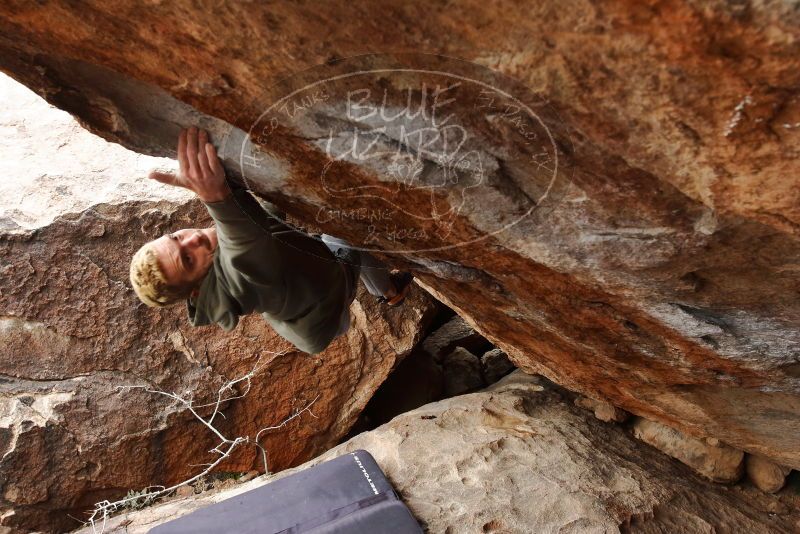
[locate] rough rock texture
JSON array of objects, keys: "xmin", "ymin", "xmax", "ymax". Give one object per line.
[
  {"xmin": 0, "ymin": 82, "xmax": 436, "ymax": 532},
  {"xmin": 575, "ymin": 394, "xmax": 631, "ymax": 423},
  {"xmin": 0, "ymin": 199, "xmax": 434, "ymax": 532},
  {"xmin": 421, "ymin": 315, "xmax": 490, "ymax": 363},
  {"xmin": 481, "ymin": 347, "xmax": 516, "ymax": 384},
  {"xmin": 746, "ymin": 454, "xmax": 793, "ymax": 493},
  {"xmin": 632, "ymin": 418, "xmax": 745, "ymax": 483},
  {"xmin": 0, "ymin": 0, "xmax": 798, "ymax": 476},
  {"xmin": 77, "ymin": 373, "xmax": 800, "ymax": 534},
  {"xmin": 442, "ymin": 346, "xmax": 484, "ymax": 396}
]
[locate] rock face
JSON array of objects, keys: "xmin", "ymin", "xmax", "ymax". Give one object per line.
[
  {"xmin": 0, "ymin": 202, "xmax": 434, "ymax": 533},
  {"xmin": 421, "ymin": 315, "xmax": 490, "ymax": 364},
  {"xmin": 0, "ymin": 1, "xmax": 797, "ymax": 470},
  {"xmin": 79, "ymin": 372, "xmax": 800, "ymax": 534},
  {"xmin": 574, "ymin": 395, "xmax": 630, "ymax": 424},
  {"xmin": 0, "ymin": 80, "xmax": 436, "ymax": 533},
  {"xmin": 442, "ymin": 346, "xmax": 484, "ymax": 396},
  {"xmin": 632, "ymin": 418, "xmax": 745, "ymax": 484},
  {"xmin": 746, "ymin": 454, "xmax": 793, "ymax": 494},
  {"xmin": 481, "ymin": 348, "xmax": 516, "ymax": 385}
]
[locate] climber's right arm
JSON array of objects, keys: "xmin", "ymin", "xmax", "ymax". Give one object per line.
[{"xmin": 148, "ymin": 126, "xmax": 230, "ymax": 203}]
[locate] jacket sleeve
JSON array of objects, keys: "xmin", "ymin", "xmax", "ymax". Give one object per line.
[
  {"xmin": 186, "ymin": 272, "xmax": 241, "ymax": 331},
  {"xmin": 202, "ymin": 188, "xmax": 288, "ymax": 316}
]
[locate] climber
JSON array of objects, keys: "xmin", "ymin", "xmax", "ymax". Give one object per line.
[{"xmin": 129, "ymin": 127, "xmax": 412, "ymax": 354}]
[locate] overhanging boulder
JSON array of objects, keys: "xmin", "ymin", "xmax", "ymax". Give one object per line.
[{"xmin": 0, "ymin": 0, "xmax": 798, "ymax": 473}]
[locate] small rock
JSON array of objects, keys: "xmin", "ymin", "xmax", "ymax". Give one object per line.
[
  {"xmin": 422, "ymin": 316, "xmax": 489, "ymax": 363},
  {"xmin": 632, "ymin": 418, "xmax": 744, "ymax": 483},
  {"xmin": 215, "ymin": 478, "xmax": 239, "ymax": 491},
  {"xmin": 574, "ymin": 396, "xmax": 630, "ymax": 423},
  {"xmin": 87, "ymin": 220, "xmax": 106, "ymax": 237},
  {"xmin": 175, "ymin": 485, "xmax": 194, "ymax": 498},
  {"xmin": 766, "ymin": 499, "xmax": 788, "ymax": 514},
  {"xmin": 238, "ymin": 470, "xmax": 260, "ymax": 483},
  {"xmin": 745, "ymin": 454, "xmax": 791, "ymax": 493},
  {"xmin": 442, "ymin": 347, "xmax": 484, "ymax": 397},
  {"xmin": 481, "ymin": 348, "xmax": 516, "ymax": 384}
]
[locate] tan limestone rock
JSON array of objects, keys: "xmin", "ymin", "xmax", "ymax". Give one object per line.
[
  {"xmin": 632, "ymin": 418, "xmax": 744, "ymax": 484},
  {"xmin": 79, "ymin": 372, "xmax": 800, "ymax": 534},
  {"xmin": 442, "ymin": 346, "xmax": 484, "ymax": 397},
  {"xmin": 574, "ymin": 395, "xmax": 630, "ymax": 423},
  {"xmin": 746, "ymin": 454, "xmax": 792, "ymax": 493}
]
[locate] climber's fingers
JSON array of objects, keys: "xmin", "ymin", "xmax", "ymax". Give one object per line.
[
  {"xmin": 148, "ymin": 170, "xmax": 181, "ymax": 187},
  {"xmin": 177, "ymin": 128, "xmax": 189, "ymax": 178},
  {"xmin": 196, "ymin": 129, "xmax": 213, "ymax": 177},
  {"xmin": 162, "ymin": 127, "xmax": 228, "ymax": 202},
  {"xmin": 185, "ymin": 126, "xmax": 199, "ymax": 177},
  {"xmin": 204, "ymin": 142, "xmax": 225, "ymax": 178}
]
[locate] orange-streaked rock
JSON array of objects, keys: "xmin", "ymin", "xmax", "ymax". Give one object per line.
[{"xmin": 0, "ymin": 0, "xmax": 799, "ymax": 520}]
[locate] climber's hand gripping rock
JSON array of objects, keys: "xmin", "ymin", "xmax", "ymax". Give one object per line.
[{"xmin": 149, "ymin": 126, "xmax": 229, "ymax": 203}]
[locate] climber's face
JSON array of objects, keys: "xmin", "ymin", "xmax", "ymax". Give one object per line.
[{"xmin": 151, "ymin": 227, "xmax": 218, "ymax": 288}]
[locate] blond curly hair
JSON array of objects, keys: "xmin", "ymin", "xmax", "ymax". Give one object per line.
[{"xmin": 129, "ymin": 242, "xmax": 193, "ymax": 307}]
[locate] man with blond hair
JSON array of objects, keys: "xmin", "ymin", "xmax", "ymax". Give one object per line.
[{"xmin": 130, "ymin": 127, "xmax": 410, "ymax": 354}]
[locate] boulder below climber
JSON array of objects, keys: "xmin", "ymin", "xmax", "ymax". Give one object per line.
[{"xmin": 79, "ymin": 372, "xmax": 800, "ymax": 534}]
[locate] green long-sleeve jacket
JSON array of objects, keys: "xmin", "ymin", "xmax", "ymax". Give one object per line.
[{"xmin": 186, "ymin": 187, "xmax": 353, "ymax": 354}]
